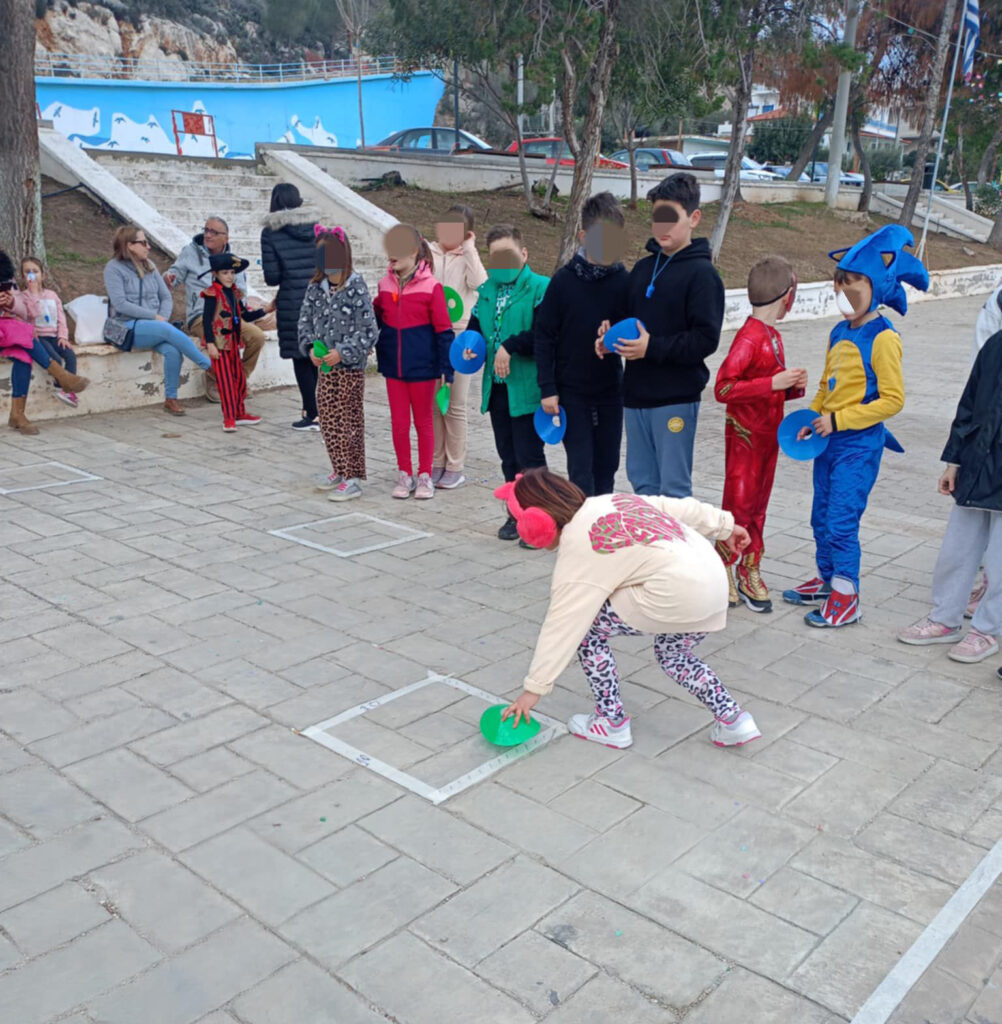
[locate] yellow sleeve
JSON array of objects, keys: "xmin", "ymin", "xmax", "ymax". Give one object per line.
[
  {"xmin": 809, "ymin": 375, "xmax": 827, "ymax": 414},
  {"xmin": 835, "ymin": 329, "xmax": 904, "ymax": 432}
]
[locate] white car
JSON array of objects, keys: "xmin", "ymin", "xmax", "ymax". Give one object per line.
[{"xmin": 688, "ymin": 152, "xmax": 779, "ymax": 180}]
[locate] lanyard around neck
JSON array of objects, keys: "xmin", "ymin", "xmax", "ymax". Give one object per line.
[{"xmin": 646, "ymin": 252, "xmax": 674, "ymax": 299}]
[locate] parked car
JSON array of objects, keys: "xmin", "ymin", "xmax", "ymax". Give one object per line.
[
  {"xmin": 808, "ymin": 162, "xmax": 864, "ymax": 186},
  {"xmin": 688, "ymin": 152, "xmax": 779, "ymax": 180},
  {"xmin": 607, "ymin": 147, "xmax": 692, "ymax": 171},
  {"xmin": 504, "ymin": 137, "xmax": 629, "ymax": 169},
  {"xmin": 366, "ymin": 127, "xmax": 493, "ymax": 154},
  {"xmin": 761, "ymin": 163, "xmax": 811, "ymax": 183}
]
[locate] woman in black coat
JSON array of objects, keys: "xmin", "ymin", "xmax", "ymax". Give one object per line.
[
  {"xmin": 897, "ymin": 329, "xmax": 1002, "ymax": 664},
  {"xmin": 261, "ymin": 183, "xmax": 321, "ymax": 430}
]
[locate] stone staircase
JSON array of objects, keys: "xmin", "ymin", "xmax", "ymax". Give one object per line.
[{"xmin": 91, "ymin": 155, "xmax": 280, "ymax": 295}]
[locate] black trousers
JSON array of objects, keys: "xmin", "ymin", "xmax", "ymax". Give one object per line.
[
  {"xmin": 561, "ymin": 394, "xmax": 623, "ymax": 497},
  {"xmin": 488, "ymin": 382, "xmax": 546, "ymax": 482},
  {"xmin": 292, "ymin": 357, "xmax": 319, "ymax": 421}
]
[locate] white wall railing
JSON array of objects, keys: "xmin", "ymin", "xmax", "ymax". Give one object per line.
[{"xmin": 35, "ymin": 52, "xmax": 401, "ymax": 83}]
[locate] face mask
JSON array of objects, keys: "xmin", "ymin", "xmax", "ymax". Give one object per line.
[
  {"xmin": 835, "ymin": 289, "xmax": 856, "ymax": 317},
  {"xmin": 488, "ymin": 267, "xmax": 520, "ymax": 284},
  {"xmin": 25, "ymin": 272, "xmax": 37, "ymax": 282}
]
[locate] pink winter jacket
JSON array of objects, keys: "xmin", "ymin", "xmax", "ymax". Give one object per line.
[{"xmin": 27, "ymin": 288, "xmax": 69, "ymax": 343}]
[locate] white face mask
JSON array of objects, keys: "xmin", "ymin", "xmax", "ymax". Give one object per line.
[{"xmin": 835, "ymin": 289, "xmax": 856, "ymax": 317}]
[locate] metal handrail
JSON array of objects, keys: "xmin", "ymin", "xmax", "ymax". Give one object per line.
[{"xmin": 35, "ymin": 52, "xmax": 401, "ymax": 83}]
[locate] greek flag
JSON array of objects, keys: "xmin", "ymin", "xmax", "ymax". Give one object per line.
[{"xmin": 963, "ymin": 0, "xmax": 980, "ymax": 81}]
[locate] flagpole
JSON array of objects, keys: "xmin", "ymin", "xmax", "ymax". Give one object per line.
[{"xmin": 918, "ymin": 14, "xmax": 964, "ymax": 261}]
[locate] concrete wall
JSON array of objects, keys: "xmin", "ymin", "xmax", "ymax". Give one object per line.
[{"xmin": 262, "ymin": 144, "xmax": 861, "ymax": 209}]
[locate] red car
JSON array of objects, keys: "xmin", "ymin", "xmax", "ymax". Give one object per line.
[{"xmin": 505, "ymin": 137, "xmax": 629, "ymax": 169}]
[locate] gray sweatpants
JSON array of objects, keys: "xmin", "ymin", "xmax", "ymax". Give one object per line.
[{"xmin": 930, "ymin": 504, "xmax": 1002, "ymax": 636}]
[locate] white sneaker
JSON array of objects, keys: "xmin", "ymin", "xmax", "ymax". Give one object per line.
[
  {"xmin": 329, "ymin": 478, "xmax": 362, "ymax": 501},
  {"xmin": 711, "ymin": 711, "xmax": 762, "ymax": 748},
  {"xmin": 567, "ymin": 712, "xmax": 633, "ymax": 749},
  {"xmin": 315, "ymin": 472, "xmax": 342, "ymax": 491}
]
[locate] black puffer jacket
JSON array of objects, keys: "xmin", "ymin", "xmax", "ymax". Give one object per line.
[
  {"xmin": 260, "ymin": 205, "xmax": 320, "ymax": 358},
  {"xmin": 941, "ymin": 330, "xmax": 1002, "ymax": 512}
]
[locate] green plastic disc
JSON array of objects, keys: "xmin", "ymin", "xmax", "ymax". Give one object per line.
[
  {"xmin": 313, "ymin": 339, "xmax": 333, "ymax": 374},
  {"xmin": 479, "ymin": 704, "xmax": 541, "ymax": 747},
  {"xmin": 443, "ymin": 286, "xmax": 464, "ymax": 324},
  {"xmin": 435, "ymin": 383, "xmax": 450, "ymax": 416}
]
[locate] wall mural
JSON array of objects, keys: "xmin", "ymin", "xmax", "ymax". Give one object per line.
[{"xmin": 35, "ymin": 71, "xmax": 444, "ymax": 159}]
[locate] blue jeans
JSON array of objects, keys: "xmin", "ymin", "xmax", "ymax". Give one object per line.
[
  {"xmin": 129, "ymin": 319, "xmax": 211, "ymax": 399},
  {"xmin": 9, "ymin": 339, "xmax": 52, "ymax": 399},
  {"xmin": 37, "ymin": 335, "xmax": 77, "ymax": 376},
  {"xmin": 625, "ymin": 401, "xmax": 700, "ymax": 497}
]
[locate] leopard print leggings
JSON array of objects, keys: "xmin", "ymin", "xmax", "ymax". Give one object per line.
[
  {"xmin": 316, "ymin": 366, "xmax": 366, "ymax": 481},
  {"xmin": 577, "ymin": 600, "xmax": 740, "ymax": 722}
]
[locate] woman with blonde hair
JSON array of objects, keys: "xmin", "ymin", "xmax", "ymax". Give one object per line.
[{"xmin": 103, "ymin": 225, "xmax": 211, "ymax": 416}]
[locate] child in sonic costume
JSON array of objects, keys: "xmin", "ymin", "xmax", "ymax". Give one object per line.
[{"xmin": 783, "ymin": 225, "xmax": 929, "ymax": 627}]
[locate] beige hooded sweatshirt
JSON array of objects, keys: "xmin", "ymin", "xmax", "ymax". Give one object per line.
[
  {"xmin": 428, "ymin": 237, "xmax": 487, "ymax": 331},
  {"xmin": 524, "ymin": 493, "xmax": 736, "ymax": 696}
]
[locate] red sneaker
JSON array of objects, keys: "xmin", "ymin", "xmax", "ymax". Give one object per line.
[
  {"xmin": 782, "ymin": 577, "xmax": 832, "ymax": 605},
  {"xmin": 805, "ymin": 589, "xmax": 860, "ymax": 628},
  {"xmin": 222, "ymin": 419, "xmax": 237, "ymax": 432},
  {"xmin": 235, "ymin": 414, "xmax": 261, "ymax": 426}
]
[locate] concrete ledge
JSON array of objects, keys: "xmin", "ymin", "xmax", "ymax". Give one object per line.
[{"xmin": 0, "ymin": 337, "xmax": 295, "ymax": 424}]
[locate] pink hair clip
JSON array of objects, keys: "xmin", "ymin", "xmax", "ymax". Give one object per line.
[{"xmin": 314, "ymin": 224, "xmax": 346, "ymax": 242}]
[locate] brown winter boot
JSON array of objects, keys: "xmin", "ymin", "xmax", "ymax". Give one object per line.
[
  {"xmin": 47, "ymin": 361, "xmax": 89, "ymax": 393},
  {"xmin": 8, "ymin": 397, "xmax": 40, "ymax": 435}
]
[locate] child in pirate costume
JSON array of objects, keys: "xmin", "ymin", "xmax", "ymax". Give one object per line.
[
  {"xmin": 783, "ymin": 225, "xmax": 929, "ymax": 627},
  {"xmin": 714, "ymin": 256, "xmax": 806, "ymax": 612},
  {"xmin": 200, "ymin": 252, "xmax": 268, "ymax": 432}
]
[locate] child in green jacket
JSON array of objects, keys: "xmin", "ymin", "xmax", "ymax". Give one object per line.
[{"xmin": 466, "ymin": 224, "xmax": 550, "ymax": 541}]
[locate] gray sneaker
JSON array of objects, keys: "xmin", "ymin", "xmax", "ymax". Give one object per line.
[
  {"xmin": 315, "ymin": 472, "xmax": 342, "ymax": 491},
  {"xmin": 431, "ymin": 467, "xmax": 445, "ymax": 485},
  {"xmin": 329, "ymin": 478, "xmax": 362, "ymax": 502},
  {"xmin": 436, "ymin": 470, "xmax": 466, "ymax": 489}
]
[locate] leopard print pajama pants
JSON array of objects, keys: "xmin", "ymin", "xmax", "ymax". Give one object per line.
[
  {"xmin": 577, "ymin": 600, "xmax": 740, "ymax": 722},
  {"xmin": 316, "ymin": 366, "xmax": 367, "ymax": 481}
]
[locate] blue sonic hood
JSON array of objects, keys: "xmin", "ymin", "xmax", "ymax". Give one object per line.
[{"xmin": 828, "ymin": 224, "xmax": 930, "ymax": 316}]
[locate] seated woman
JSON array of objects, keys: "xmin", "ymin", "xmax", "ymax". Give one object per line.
[
  {"xmin": 103, "ymin": 225, "xmax": 212, "ymax": 416},
  {"xmin": 1, "ymin": 250, "xmax": 89, "ymax": 436}
]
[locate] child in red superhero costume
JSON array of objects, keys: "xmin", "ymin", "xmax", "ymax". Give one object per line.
[
  {"xmin": 714, "ymin": 256, "xmax": 806, "ymax": 611},
  {"xmin": 201, "ymin": 252, "xmax": 270, "ymax": 431}
]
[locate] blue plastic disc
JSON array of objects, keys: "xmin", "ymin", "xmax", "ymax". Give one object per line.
[
  {"xmin": 603, "ymin": 317, "xmax": 644, "ymax": 352},
  {"xmin": 777, "ymin": 408, "xmax": 830, "ymax": 461},
  {"xmin": 450, "ymin": 330, "xmax": 486, "ymax": 374},
  {"xmin": 534, "ymin": 405, "xmax": 567, "ymax": 445}
]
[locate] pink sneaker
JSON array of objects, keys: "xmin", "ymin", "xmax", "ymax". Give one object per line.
[
  {"xmin": 392, "ymin": 471, "xmax": 415, "ymax": 499},
  {"xmin": 898, "ymin": 617, "xmax": 962, "ymax": 646},
  {"xmin": 948, "ymin": 629, "xmax": 999, "ymax": 664},
  {"xmin": 413, "ymin": 472, "xmax": 435, "ymax": 500},
  {"xmin": 966, "ymin": 573, "xmax": 988, "ymax": 618}
]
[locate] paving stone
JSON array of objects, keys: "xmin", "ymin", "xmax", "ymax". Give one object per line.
[
  {"xmin": 475, "ymin": 929, "xmax": 597, "ymax": 1016},
  {"xmin": 942, "ymin": 689, "xmax": 1002, "ymax": 745},
  {"xmin": 542, "ymin": 972, "xmax": 678, "ymax": 1023},
  {"xmin": 231, "ymin": 959, "xmax": 390, "ymax": 1024},
  {"xmin": 632, "ymin": 867, "xmax": 818, "ymax": 982},
  {"xmin": 31, "ymin": 706, "xmax": 179, "ymax": 770},
  {"xmin": 0, "ymin": 881, "xmax": 108, "ymax": 956},
  {"xmin": 547, "ymin": 778, "xmax": 642, "ymax": 831},
  {"xmin": 227, "ymin": 724, "xmax": 352, "ymax": 789},
  {"xmin": 878, "ymin": 671, "xmax": 969, "ymax": 723},
  {"xmin": 0, "ymin": 919, "xmax": 160, "ymax": 1024},
  {"xmin": 0, "ymin": 817, "xmax": 30, "ymax": 857},
  {"xmin": 891, "ymin": 761, "xmax": 1002, "ymax": 834},
  {"xmin": 140, "ymin": 769, "xmax": 296, "ymax": 852},
  {"xmin": 493, "ymin": 734, "xmax": 625, "ymax": 804},
  {"xmin": 789, "ymin": 902, "xmax": 923, "ymax": 1018},
  {"xmin": 846, "ymin": 707, "xmax": 992, "ymax": 771},
  {"xmin": 297, "ymin": 825, "xmax": 399, "ymax": 887},
  {"xmin": 593, "ymin": 751, "xmax": 739, "ymax": 828},
  {"xmin": 888, "ymin": 966, "xmax": 979, "ymax": 1024},
  {"xmin": 748, "ymin": 867, "xmax": 858, "ymax": 936},
  {"xmin": 341, "ymin": 931, "xmax": 535, "ymax": 1024},
  {"xmin": 450, "ymin": 782, "xmax": 597, "ymax": 862},
  {"xmin": 246, "ymin": 770, "xmax": 400, "ymax": 853},
  {"xmin": 130, "ymin": 705, "xmax": 269, "ymax": 766},
  {"xmin": 0, "ymin": 818, "xmax": 142, "ymax": 912},
  {"xmin": 65, "ymin": 685, "xmax": 144, "ymax": 721},
  {"xmin": 65, "ymin": 748, "xmax": 194, "ymax": 821},
  {"xmin": 538, "ymin": 890, "xmax": 726, "ymax": 1008},
  {"xmin": 856, "ymin": 813, "xmax": 988, "ymax": 886},
  {"xmin": 197, "ymin": 658, "xmax": 303, "ymax": 708},
  {"xmin": 358, "ymin": 795, "xmax": 514, "ymax": 885},
  {"xmin": 967, "ymin": 882, "xmax": 1002, "ymax": 939},
  {"xmin": 937, "ymin": 922, "xmax": 1002, "ymax": 991},
  {"xmin": 0, "ymin": 763, "xmax": 102, "ymax": 837},
  {"xmin": 0, "ymin": 688, "xmax": 79, "ymax": 743},
  {"xmin": 182, "ymin": 828, "xmax": 334, "ymax": 926},
  {"xmin": 783, "ymin": 760, "xmax": 907, "ymax": 837},
  {"xmin": 123, "ymin": 668, "xmax": 233, "ymax": 718},
  {"xmin": 279, "ymin": 856, "xmax": 456, "ymax": 967},
  {"xmin": 561, "ymin": 805, "xmax": 705, "ymax": 899},
  {"xmin": 167, "ymin": 746, "xmax": 255, "ymax": 792},
  {"xmin": 0, "ymin": 734, "xmax": 33, "ymax": 774},
  {"xmin": 89, "ymin": 849, "xmax": 241, "ymax": 953},
  {"xmin": 751, "ymin": 737, "xmax": 839, "ymax": 782},
  {"xmin": 86, "ymin": 917, "xmax": 295, "ymax": 1024},
  {"xmin": 968, "ymin": 962, "xmax": 1002, "ymax": 1024},
  {"xmin": 682, "ymin": 968, "xmax": 834, "ymax": 1024},
  {"xmin": 413, "ymin": 856, "xmax": 578, "ymax": 967}
]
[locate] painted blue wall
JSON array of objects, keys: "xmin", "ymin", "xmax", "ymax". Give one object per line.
[{"xmin": 36, "ymin": 71, "xmax": 445, "ymax": 159}]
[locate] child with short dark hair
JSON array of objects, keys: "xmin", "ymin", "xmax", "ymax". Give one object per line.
[
  {"xmin": 429, "ymin": 203, "xmax": 488, "ymax": 489},
  {"xmin": 714, "ymin": 255, "xmax": 806, "ymax": 611},
  {"xmin": 601, "ymin": 172, "xmax": 724, "ymax": 498},
  {"xmin": 465, "ymin": 224, "xmax": 550, "ymax": 540},
  {"xmin": 535, "ymin": 191, "xmax": 630, "ymax": 496},
  {"xmin": 200, "ymin": 252, "xmax": 267, "ymax": 432}
]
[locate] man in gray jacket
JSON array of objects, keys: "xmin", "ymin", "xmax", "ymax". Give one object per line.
[{"xmin": 165, "ymin": 216, "xmax": 271, "ymax": 402}]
